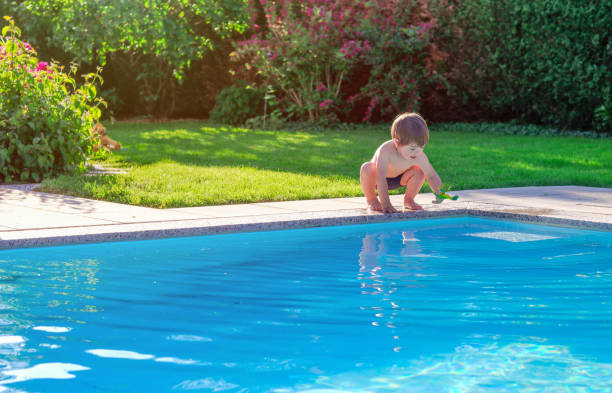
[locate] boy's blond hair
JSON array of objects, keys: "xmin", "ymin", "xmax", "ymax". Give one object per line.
[{"xmin": 390, "ymin": 112, "xmax": 429, "ymax": 147}]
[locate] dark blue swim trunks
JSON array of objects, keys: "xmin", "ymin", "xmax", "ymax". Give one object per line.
[
  {"xmin": 375, "ymin": 173, "xmax": 404, "ymax": 190},
  {"xmin": 386, "ymin": 173, "xmax": 404, "ymax": 190}
]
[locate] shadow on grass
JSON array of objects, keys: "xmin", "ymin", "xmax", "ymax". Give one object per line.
[
  {"xmin": 106, "ymin": 122, "xmax": 375, "ymax": 178},
  {"xmin": 33, "ymin": 121, "xmax": 612, "ymax": 208},
  {"xmin": 107, "ymin": 122, "xmax": 611, "ymax": 184}
]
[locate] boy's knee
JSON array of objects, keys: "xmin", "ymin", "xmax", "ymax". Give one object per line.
[
  {"xmin": 413, "ymin": 166, "xmax": 425, "ymax": 181},
  {"xmin": 360, "ymin": 162, "xmax": 376, "ymax": 177},
  {"xmin": 401, "ymin": 166, "xmax": 425, "ymax": 185}
]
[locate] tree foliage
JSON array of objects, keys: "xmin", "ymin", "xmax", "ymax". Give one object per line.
[
  {"xmin": 3, "ymin": 0, "xmax": 249, "ymax": 117},
  {"xmin": 0, "ymin": 0, "xmax": 608, "ymax": 131}
]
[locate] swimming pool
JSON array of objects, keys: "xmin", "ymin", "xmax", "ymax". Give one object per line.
[{"xmin": 0, "ymin": 217, "xmax": 611, "ymax": 392}]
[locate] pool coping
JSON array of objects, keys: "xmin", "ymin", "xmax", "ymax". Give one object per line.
[{"xmin": 0, "ymin": 185, "xmax": 611, "ymax": 248}]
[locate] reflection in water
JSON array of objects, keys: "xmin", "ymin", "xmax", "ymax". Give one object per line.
[
  {"xmin": 166, "ymin": 335, "xmax": 213, "ymax": 342},
  {"xmin": 1, "ymin": 363, "xmax": 90, "ymax": 385},
  {"xmin": 0, "ymin": 256, "xmax": 100, "ymax": 390},
  {"xmin": 357, "ymin": 231, "xmax": 431, "ymax": 353},
  {"xmin": 0, "ymin": 218, "xmax": 610, "ymax": 392},
  {"xmin": 0, "ymin": 256, "xmax": 101, "ymax": 330},
  {"xmin": 0, "ymin": 336, "xmax": 24, "ymax": 346},
  {"xmin": 31, "ymin": 326, "xmax": 71, "ymax": 333},
  {"xmin": 348, "ymin": 227, "xmax": 612, "ymax": 392},
  {"xmin": 86, "ymin": 349, "xmax": 154, "ymax": 360},
  {"xmin": 294, "ymin": 341, "xmax": 612, "ymax": 393},
  {"xmin": 173, "ymin": 378, "xmax": 239, "ymax": 391}
]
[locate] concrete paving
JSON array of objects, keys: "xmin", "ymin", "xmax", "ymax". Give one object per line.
[{"xmin": 0, "ymin": 185, "xmax": 610, "ymax": 248}]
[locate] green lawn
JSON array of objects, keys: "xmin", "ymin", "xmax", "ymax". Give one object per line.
[{"xmin": 39, "ymin": 120, "xmax": 612, "ymax": 208}]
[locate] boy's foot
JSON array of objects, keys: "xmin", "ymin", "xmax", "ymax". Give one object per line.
[
  {"xmin": 403, "ymin": 198, "xmax": 423, "ymax": 211},
  {"xmin": 367, "ymin": 198, "xmax": 383, "ymax": 212}
]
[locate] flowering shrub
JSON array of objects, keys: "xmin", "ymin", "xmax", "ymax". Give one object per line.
[
  {"xmin": 234, "ymin": 0, "xmax": 444, "ymax": 123},
  {"xmin": 0, "ymin": 17, "xmax": 105, "ymax": 183}
]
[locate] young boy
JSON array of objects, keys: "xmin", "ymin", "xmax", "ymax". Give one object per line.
[{"xmin": 360, "ymin": 112, "xmax": 443, "ymax": 213}]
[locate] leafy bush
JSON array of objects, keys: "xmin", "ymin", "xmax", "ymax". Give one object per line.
[
  {"xmin": 594, "ymin": 105, "xmax": 611, "ymax": 133},
  {"xmin": 209, "ymin": 82, "xmax": 265, "ymax": 125},
  {"xmin": 0, "ymin": 17, "xmax": 105, "ymax": 183},
  {"xmin": 433, "ymin": 0, "xmax": 611, "ymax": 132},
  {"xmin": 235, "ymin": 0, "xmax": 444, "ymax": 124}
]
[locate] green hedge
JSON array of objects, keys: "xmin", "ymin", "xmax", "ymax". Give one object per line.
[{"xmin": 434, "ymin": 0, "xmax": 611, "ymax": 131}]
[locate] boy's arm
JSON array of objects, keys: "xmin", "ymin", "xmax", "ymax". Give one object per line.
[
  {"xmin": 418, "ymin": 154, "xmax": 443, "ymax": 194},
  {"xmin": 374, "ymin": 147, "xmax": 398, "ymax": 213}
]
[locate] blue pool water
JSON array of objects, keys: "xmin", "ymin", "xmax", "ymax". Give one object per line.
[{"xmin": 0, "ymin": 217, "xmax": 611, "ymax": 392}]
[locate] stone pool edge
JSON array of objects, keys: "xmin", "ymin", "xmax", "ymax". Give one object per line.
[{"xmin": 1, "ymin": 205, "xmax": 610, "ymax": 249}]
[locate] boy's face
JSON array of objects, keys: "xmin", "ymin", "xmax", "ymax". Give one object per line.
[{"xmin": 394, "ymin": 139, "xmax": 423, "ymax": 160}]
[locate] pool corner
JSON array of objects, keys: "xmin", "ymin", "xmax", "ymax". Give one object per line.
[{"xmin": 0, "ymin": 185, "xmax": 610, "ymax": 248}]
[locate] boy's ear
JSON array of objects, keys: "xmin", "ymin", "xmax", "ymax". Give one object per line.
[{"xmin": 392, "ymin": 138, "xmax": 400, "ymax": 148}]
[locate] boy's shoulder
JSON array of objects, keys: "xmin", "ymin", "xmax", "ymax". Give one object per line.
[
  {"xmin": 378, "ymin": 139, "xmax": 396, "ymax": 150},
  {"xmin": 374, "ymin": 139, "xmax": 396, "ymax": 156}
]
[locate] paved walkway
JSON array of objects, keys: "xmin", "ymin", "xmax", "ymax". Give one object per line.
[{"xmin": 0, "ymin": 185, "xmax": 610, "ymax": 248}]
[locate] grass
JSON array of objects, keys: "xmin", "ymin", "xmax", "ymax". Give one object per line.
[{"xmin": 39, "ymin": 120, "xmax": 612, "ymax": 208}]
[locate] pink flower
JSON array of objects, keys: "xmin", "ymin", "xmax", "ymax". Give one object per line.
[
  {"xmin": 417, "ymin": 23, "xmax": 432, "ymax": 41},
  {"xmin": 317, "ymin": 83, "xmax": 327, "ymax": 91},
  {"xmin": 319, "ymin": 99, "xmax": 332, "ymax": 109},
  {"xmin": 35, "ymin": 62, "xmax": 48, "ymax": 72}
]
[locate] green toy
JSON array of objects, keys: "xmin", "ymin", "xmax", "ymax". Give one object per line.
[{"xmin": 432, "ymin": 187, "xmax": 459, "ymax": 204}]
